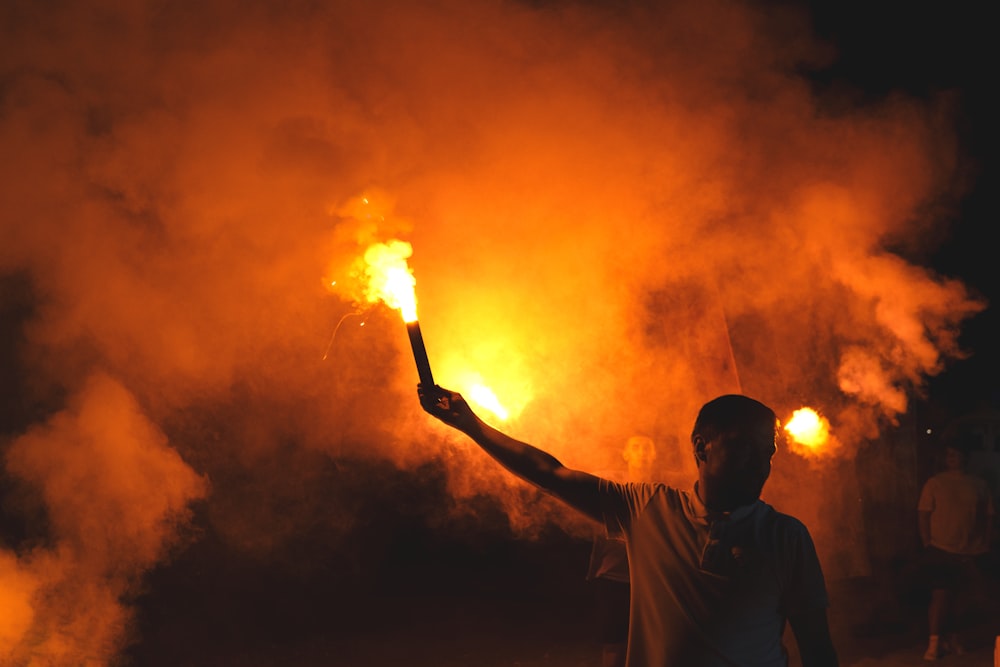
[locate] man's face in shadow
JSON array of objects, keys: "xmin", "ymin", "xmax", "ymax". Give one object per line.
[{"xmin": 697, "ymin": 426, "xmax": 774, "ymax": 510}]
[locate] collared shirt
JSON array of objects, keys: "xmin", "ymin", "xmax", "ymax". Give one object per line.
[{"xmin": 599, "ymin": 480, "xmax": 829, "ymax": 667}]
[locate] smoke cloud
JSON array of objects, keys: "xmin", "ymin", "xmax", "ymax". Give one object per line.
[
  {"xmin": 0, "ymin": 0, "xmax": 985, "ymax": 662},
  {"xmin": 1, "ymin": 373, "xmax": 206, "ymax": 664}
]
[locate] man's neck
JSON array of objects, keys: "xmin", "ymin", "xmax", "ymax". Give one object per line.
[{"xmin": 695, "ymin": 481, "xmax": 749, "ymax": 514}]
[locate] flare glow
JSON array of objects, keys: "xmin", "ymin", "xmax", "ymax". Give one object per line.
[
  {"xmin": 468, "ymin": 383, "xmax": 509, "ymax": 421},
  {"xmin": 362, "ymin": 240, "xmax": 434, "ymax": 385},
  {"xmin": 362, "ymin": 240, "xmax": 418, "ymax": 323},
  {"xmin": 785, "ymin": 407, "xmax": 830, "ymax": 452}
]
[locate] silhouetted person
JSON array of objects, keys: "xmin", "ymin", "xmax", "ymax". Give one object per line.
[
  {"xmin": 586, "ymin": 435, "xmax": 658, "ymax": 667},
  {"xmin": 917, "ymin": 442, "xmax": 994, "ymax": 660},
  {"xmin": 419, "ymin": 386, "xmax": 838, "ymax": 666},
  {"xmin": 587, "ymin": 532, "xmax": 629, "ymax": 667}
]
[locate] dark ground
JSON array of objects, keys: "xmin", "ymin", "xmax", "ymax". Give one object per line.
[{"xmin": 122, "ymin": 524, "xmax": 1000, "ymax": 667}]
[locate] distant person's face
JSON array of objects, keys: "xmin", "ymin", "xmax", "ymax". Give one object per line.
[
  {"xmin": 623, "ymin": 435, "xmax": 656, "ymax": 477},
  {"xmin": 943, "ymin": 446, "xmax": 965, "ymax": 471}
]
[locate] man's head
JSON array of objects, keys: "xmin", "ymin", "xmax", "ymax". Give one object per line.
[
  {"xmin": 942, "ymin": 442, "xmax": 969, "ymax": 472},
  {"xmin": 691, "ymin": 395, "xmax": 778, "ymax": 511},
  {"xmin": 622, "ymin": 435, "xmax": 657, "ymax": 481}
]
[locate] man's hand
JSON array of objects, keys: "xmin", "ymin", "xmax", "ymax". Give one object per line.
[{"xmin": 418, "ymin": 384, "xmax": 479, "ymax": 432}]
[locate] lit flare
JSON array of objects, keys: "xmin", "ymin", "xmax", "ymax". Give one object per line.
[
  {"xmin": 784, "ymin": 407, "xmax": 833, "ymax": 459},
  {"xmin": 362, "ymin": 240, "xmax": 418, "ymax": 322},
  {"xmin": 361, "ymin": 240, "xmax": 434, "ymax": 385}
]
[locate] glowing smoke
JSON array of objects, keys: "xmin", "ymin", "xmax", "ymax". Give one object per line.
[
  {"xmin": 0, "ymin": 0, "xmax": 987, "ymax": 662},
  {"xmin": 1, "ymin": 373, "xmax": 207, "ymax": 664}
]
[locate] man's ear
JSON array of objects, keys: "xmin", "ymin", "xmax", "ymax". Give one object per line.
[{"xmin": 693, "ymin": 435, "xmax": 707, "ymax": 462}]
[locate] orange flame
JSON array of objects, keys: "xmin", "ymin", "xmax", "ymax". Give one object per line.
[
  {"xmin": 784, "ymin": 407, "xmax": 834, "ymax": 459},
  {"xmin": 362, "ymin": 240, "xmax": 418, "ymax": 322}
]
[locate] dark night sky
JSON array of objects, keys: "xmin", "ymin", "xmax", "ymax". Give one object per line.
[{"xmin": 805, "ymin": 0, "xmax": 998, "ymax": 416}]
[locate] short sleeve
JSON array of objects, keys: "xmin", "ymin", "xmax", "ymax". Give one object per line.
[{"xmin": 598, "ymin": 480, "xmax": 660, "ymax": 538}]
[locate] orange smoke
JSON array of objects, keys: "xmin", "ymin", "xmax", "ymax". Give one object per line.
[
  {"xmin": 0, "ymin": 3, "xmax": 989, "ymax": 656},
  {"xmin": 0, "ymin": 553, "xmax": 36, "ymax": 656},
  {"xmin": 0, "ymin": 374, "xmax": 207, "ymax": 665}
]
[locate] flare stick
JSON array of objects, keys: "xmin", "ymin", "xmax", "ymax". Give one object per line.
[{"xmin": 406, "ymin": 321, "xmax": 435, "ymax": 386}]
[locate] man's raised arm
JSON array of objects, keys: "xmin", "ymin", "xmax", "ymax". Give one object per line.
[{"xmin": 418, "ymin": 384, "xmax": 604, "ymax": 522}]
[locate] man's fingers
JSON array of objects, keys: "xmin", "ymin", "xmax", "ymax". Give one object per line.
[{"xmin": 418, "ymin": 384, "xmax": 455, "ymax": 413}]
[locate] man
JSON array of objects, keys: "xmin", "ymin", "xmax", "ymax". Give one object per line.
[
  {"xmin": 918, "ymin": 442, "xmax": 994, "ymax": 660},
  {"xmin": 419, "ymin": 386, "xmax": 838, "ymax": 666}
]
